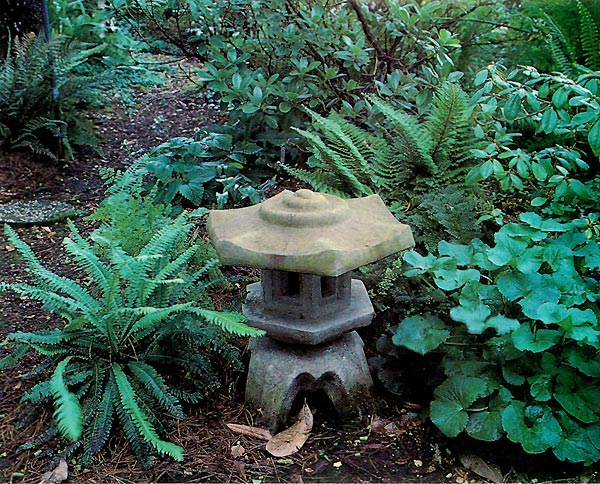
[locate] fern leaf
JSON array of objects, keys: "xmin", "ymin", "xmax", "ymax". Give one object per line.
[
  {"xmin": 425, "ymin": 82, "xmax": 477, "ymax": 177},
  {"xmin": 21, "ymin": 380, "xmax": 53, "ymax": 404},
  {"xmin": 139, "ymin": 245, "xmax": 199, "ymax": 303},
  {"xmin": 282, "ymin": 165, "xmax": 350, "ymax": 197},
  {"xmin": 63, "ymin": 236, "xmax": 111, "ymax": 296},
  {"xmin": 577, "ymin": 0, "xmax": 600, "ymax": 70},
  {"xmin": 2, "ymin": 282, "xmax": 88, "ymax": 320},
  {"xmin": 82, "ymin": 378, "xmax": 115, "ymax": 463},
  {"xmin": 0, "ymin": 343, "xmax": 29, "ymax": 369},
  {"xmin": 542, "ymin": 12, "xmax": 578, "ymax": 76},
  {"xmin": 123, "ymin": 303, "xmax": 193, "ymax": 341},
  {"xmin": 50, "ymin": 356, "xmax": 83, "ymax": 441},
  {"xmin": 367, "ymin": 94, "xmax": 435, "ymax": 176},
  {"xmin": 191, "ymin": 308, "xmax": 265, "ymax": 337},
  {"xmin": 128, "ymin": 361, "xmax": 184, "ymax": 418},
  {"xmin": 112, "ymin": 363, "xmax": 184, "ymax": 461}
]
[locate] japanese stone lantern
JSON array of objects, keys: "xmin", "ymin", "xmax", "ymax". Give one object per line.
[{"xmin": 207, "ymin": 189, "xmax": 414, "ymax": 429}]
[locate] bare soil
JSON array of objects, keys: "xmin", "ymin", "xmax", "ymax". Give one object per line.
[{"xmin": 0, "ymin": 66, "xmax": 596, "ymax": 484}]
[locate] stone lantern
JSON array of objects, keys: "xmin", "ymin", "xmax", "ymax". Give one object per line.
[{"xmin": 207, "ymin": 189, "xmax": 414, "ymax": 429}]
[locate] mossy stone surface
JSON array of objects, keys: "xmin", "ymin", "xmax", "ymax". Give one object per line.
[
  {"xmin": 0, "ymin": 200, "xmax": 86, "ymax": 225},
  {"xmin": 208, "ymin": 189, "xmax": 415, "ymax": 277}
]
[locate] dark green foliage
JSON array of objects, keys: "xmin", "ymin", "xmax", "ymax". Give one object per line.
[
  {"xmin": 383, "ymin": 65, "xmax": 600, "ymax": 464},
  {"xmin": 112, "ymin": 0, "xmax": 515, "ymax": 165},
  {"xmin": 0, "ymin": 0, "xmax": 43, "ymax": 54},
  {"xmin": 0, "ymin": 204, "xmax": 263, "ymax": 467},
  {"xmin": 533, "ymin": 0, "xmax": 600, "ymax": 76},
  {"xmin": 116, "ymin": 125, "xmax": 276, "ymax": 209},
  {"xmin": 0, "ymin": 33, "xmax": 103, "ymax": 161},
  {"xmin": 289, "ymin": 84, "xmax": 484, "ymax": 248}
]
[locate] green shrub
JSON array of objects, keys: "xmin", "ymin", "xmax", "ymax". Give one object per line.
[
  {"xmin": 116, "ymin": 125, "xmax": 276, "ymax": 209},
  {"xmin": 112, "ymin": 0, "xmax": 522, "ymax": 165},
  {"xmin": 383, "ymin": 65, "xmax": 600, "ymax": 464},
  {"xmin": 0, "ymin": 211, "xmax": 263, "ymax": 467},
  {"xmin": 51, "ymin": 0, "xmax": 136, "ymax": 68},
  {"xmin": 0, "ymin": 33, "xmax": 104, "ymax": 161}
]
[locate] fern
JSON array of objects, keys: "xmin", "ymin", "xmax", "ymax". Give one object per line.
[
  {"xmin": 112, "ymin": 363, "xmax": 184, "ymax": 461},
  {"xmin": 0, "ymin": 177, "xmax": 262, "ymax": 466},
  {"xmin": 50, "ymin": 357, "xmax": 83, "ymax": 441},
  {"xmin": 0, "ymin": 34, "xmax": 104, "ymax": 161},
  {"xmin": 81, "ymin": 379, "xmax": 115, "ymax": 466},
  {"xmin": 290, "ymin": 87, "xmax": 483, "ymax": 247},
  {"xmin": 129, "ymin": 361, "xmax": 184, "ymax": 418},
  {"xmin": 541, "ymin": 2, "xmax": 600, "ymax": 76},
  {"xmin": 577, "ymin": 0, "xmax": 600, "ymax": 71}
]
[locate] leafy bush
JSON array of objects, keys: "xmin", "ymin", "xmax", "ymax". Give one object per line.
[
  {"xmin": 384, "ymin": 65, "xmax": 600, "ymax": 464},
  {"xmin": 289, "ymin": 86, "xmax": 484, "ymax": 248},
  {"xmin": 468, "ymin": 65, "xmax": 600, "ymax": 192},
  {"xmin": 112, "ymin": 0, "xmax": 520, "ymax": 164},
  {"xmin": 51, "ymin": 0, "xmax": 136, "ymax": 68},
  {"xmin": 0, "ymin": 33, "xmax": 104, "ymax": 161},
  {"xmin": 117, "ymin": 125, "xmax": 276, "ymax": 209},
  {"xmin": 0, "ymin": 209, "xmax": 263, "ymax": 467}
]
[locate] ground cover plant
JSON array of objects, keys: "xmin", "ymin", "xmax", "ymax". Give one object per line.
[
  {"xmin": 384, "ymin": 64, "xmax": 600, "ymax": 464},
  {"xmin": 3, "ymin": 0, "xmax": 600, "ymax": 481}
]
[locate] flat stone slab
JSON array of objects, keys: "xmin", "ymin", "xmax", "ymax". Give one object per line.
[
  {"xmin": 243, "ymin": 279, "xmax": 374, "ymax": 345},
  {"xmin": 246, "ymin": 331, "xmax": 375, "ymax": 431},
  {"xmin": 208, "ymin": 189, "xmax": 415, "ymax": 277},
  {"xmin": 0, "ymin": 200, "xmax": 85, "ymax": 225}
]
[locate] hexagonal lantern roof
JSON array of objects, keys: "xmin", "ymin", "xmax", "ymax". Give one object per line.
[{"xmin": 207, "ymin": 189, "xmax": 415, "ymax": 277}]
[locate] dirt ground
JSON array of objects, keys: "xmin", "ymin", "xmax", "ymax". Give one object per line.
[{"xmin": 0, "ymin": 66, "xmax": 597, "ymax": 484}]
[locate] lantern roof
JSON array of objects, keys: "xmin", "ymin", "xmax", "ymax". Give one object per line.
[{"xmin": 207, "ymin": 189, "xmax": 414, "ymax": 277}]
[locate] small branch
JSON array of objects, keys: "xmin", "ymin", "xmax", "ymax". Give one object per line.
[{"xmin": 348, "ymin": 0, "xmax": 386, "ymax": 59}]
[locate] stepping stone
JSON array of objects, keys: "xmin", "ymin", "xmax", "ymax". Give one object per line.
[{"xmin": 0, "ymin": 200, "xmax": 86, "ymax": 225}]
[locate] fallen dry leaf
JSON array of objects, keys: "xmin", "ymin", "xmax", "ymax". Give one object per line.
[
  {"xmin": 266, "ymin": 402, "xmax": 313, "ymax": 457},
  {"xmin": 226, "ymin": 423, "xmax": 272, "ymax": 441},
  {"xmin": 39, "ymin": 458, "xmax": 68, "ymax": 484},
  {"xmin": 370, "ymin": 415, "xmax": 390, "ymax": 434},
  {"xmin": 459, "ymin": 452, "xmax": 503, "ymax": 483},
  {"xmin": 233, "ymin": 460, "xmax": 246, "ymax": 481},
  {"xmin": 231, "ymin": 444, "xmax": 246, "ymax": 459}
]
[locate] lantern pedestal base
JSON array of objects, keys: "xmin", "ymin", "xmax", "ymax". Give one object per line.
[{"xmin": 245, "ymin": 331, "xmax": 375, "ymax": 431}]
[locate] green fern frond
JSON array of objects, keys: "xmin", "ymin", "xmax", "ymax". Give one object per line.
[
  {"xmin": 112, "ymin": 376, "xmax": 155, "ymax": 469},
  {"xmin": 191, "ymin": 308, "xmax": 265, "ymax": 337},
  {"xmin": 17, "ymin": 426, "xmax": 59, "ymax": 451},
  {"xmin": 577, "ymin": 0, "xmax": 600, "ymax": 71},
  {"xmin": 112, "ymin": 363, "xmax": 184, "ymax": 461},
  {"xmin": 21, "ymin": 380, "xmax": 53, "ymax": 404},
  {"xmin": 140, "ymin": 245, "xmax": 199, "ymax": 303},
  {"xmin": 0, "ymin": 343, "xmax": 29, "ymax": 369},
  {"xmin": 50, "ymin": 356, "xmax": 83, "ymax": 442},
  {"xmin": 128, "ymin": 361, "xmax": 184, "ymax": 418},
  {"xmin": 281, "ymin": 165, "xmax": 350, "ymax": 198},
  {"xmin": 9, "ymin": 330, "xmax": 74, "ymax": 346},
  {"xmin": 5, "ymin": 283, "xmax": 88, "ymax": 318},
  {"xmin": 63, "ymin": 236, "xmax": 112, "ymax": 297},
  {"xmin": 82, "ymin": 378, "xmax": 115, "ymax": 465},
  {"xmin": 367, "ymin": 94, "xmax": 435, "ymax": 177},
  {"xmin": 542, "ymin": 12, "xmax": 578, "ymax": 76},
  {"xmin": 294, "ymin": 117, "xmax": 374, "ymax": 197},
  {"xmin": 425, "ymin": 82, "xmax": 475, "ymax": 173},
  {"xmin": 548, "ymin": 33, "xmax": 577, "ymax": 77},
  {"xmin": 122, "ymin": 303, "xmax": 193, "ymax": 341}
]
